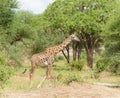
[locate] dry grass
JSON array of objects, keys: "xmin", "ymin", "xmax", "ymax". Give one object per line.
[{"xmin": 1, "ymin": 60, "xmax": 120, "ymax": 92}]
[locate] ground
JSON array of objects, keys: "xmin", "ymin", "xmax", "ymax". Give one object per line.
[
  {"xmin": 1, "ymin": 60, "xmax": 120, "ymax": 98},
  {"xmin": 1, "ymin": 82, "xmax": 120, "ymax": 98}
]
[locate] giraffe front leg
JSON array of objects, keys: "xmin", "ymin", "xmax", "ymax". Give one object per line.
[
  {"xmin": 46, "ymin": 57, "xmax": 54, "ymax": 79},
  {"xmin": 29, "ymin": 64, "xmax": 36, "ymax": 88}
]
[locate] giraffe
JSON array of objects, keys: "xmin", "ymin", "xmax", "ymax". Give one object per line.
[{"xmin": 29, "ymin": 34, "xmax": 80, "ymax": 87}]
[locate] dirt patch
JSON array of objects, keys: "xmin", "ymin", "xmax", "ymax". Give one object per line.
[{"xmin": 1, "ymin": 82, "xmax": 120, "ymax": 98}]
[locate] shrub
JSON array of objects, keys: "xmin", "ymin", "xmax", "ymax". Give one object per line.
[
  {"xmin": 64, "ymin": 74, "xmax": 83, "ymax": 84},
  {"xmin": 0, "ymin": 53, "xmax": 14, "ymax": 88},
  {"xmin": 56, "ymin": 73, "xmax": 63, "ymax": 81},
  {"xmin": 8, "ymin": 45, "xmax": 24, "ymax": 66},
  {"xmin": 0, "ymin": 65, "xmax": 14, "ymax": 87},
  {"xmin": 95, "ymin": 58, "xmax": 108, "ymax": 73},
  {"xmin": 95, "ymin": 54, "xmax": 120, "ymax": 75},
  {"xmin": 107, "ymin": 55, "xmax": 120, "ymax": 75},
  {"xmin": 69, "ymin": 60, "xmax": 84, "ymax": 71}
]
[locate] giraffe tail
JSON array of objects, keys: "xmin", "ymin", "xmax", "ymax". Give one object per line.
[{"xmin": 22, "ymin": 69, "xmax": 27, "ymax": 74}]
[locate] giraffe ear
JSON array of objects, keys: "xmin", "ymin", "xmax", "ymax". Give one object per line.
[
  {"xmin": 70, "ymin": 34, "xmax": 80, "ymax": 41},
  {"xmin": 70, "ymin": 34, "xmax": 75, "ymax": 40},
  {"xmin": 71, "ymin": 36, "xmax": 74, "ymax": 40}
]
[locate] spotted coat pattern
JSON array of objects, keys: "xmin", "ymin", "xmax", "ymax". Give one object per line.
[{"xmin": 29, "ymin": 34, "xmax": 79, "ymax": 79}]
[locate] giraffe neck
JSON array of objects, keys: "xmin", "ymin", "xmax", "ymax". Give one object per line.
[
  {"xmin": 50, "ymin": 36, "xmax": 71, "ymax": 55},
  {"xmin": 60, "ymin": 37, "xmax": 71, "ymax": 49}
]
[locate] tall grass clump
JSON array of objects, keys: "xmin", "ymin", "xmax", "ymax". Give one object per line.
[
  {"xmin": 64, "ymin": 73, "xmax": 83, "ymax": 84},
  {"xmin": 69, "ymin": 60, "xmax": 85, "ymax": 71}
]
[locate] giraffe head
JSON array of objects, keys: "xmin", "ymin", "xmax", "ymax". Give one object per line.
[{"xmin": 70, "ymin": 34, "xmax": 80, "ymax": 41}]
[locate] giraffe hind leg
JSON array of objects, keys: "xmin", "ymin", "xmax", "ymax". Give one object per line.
[{"xmin": 29, "ymin": 69, "xmax": 33, "ymax": 88}]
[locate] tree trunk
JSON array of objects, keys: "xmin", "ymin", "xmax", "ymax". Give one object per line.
[
  {"xmin": 66, "ymin": 45, "xmax": 70, "ymax": 63},
  {"xmin": 77, "ymin": 42, "xmax": 81, "ymax": 60},
  {"xmin": 72, "ymin": 41, "xmax": 77, "ymax": 61},
  {"xmin": 78, "ymin": 29, "xmax": 101, "ymax": 68},
  {"xmin": 86, "ymin": 49, "xmax": 93, "ymax": 68}
]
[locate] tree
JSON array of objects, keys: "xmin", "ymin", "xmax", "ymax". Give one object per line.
[
  {"xmin": 30, "ymin": 13, "xmax": 66, "ymax": 54},
  {"xmin": 0, "ymin": 0, "xmax": 18, "ymax": 65},
  {"xmin": 0, "ymin": 0, "xmax": 18, "ymax": 47},
  {"xmin": 43, "ymin": 0, "xmax": 115, "ymax": 68},
  {"xmin": 6, "ymin": 11, "xmax": 36, "ymax": 66},
  {"xmin": 0, "ymin": 0, "xmax": 17, "ymax": 29},
  {"xmin": 9, "ymin": 11, "xmax": 35, "ymax": 45},
  {"xmin": 102, "ymin": 2, "xmax": 120, "ymax": 74}
]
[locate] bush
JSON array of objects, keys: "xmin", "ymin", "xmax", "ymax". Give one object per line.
[
  {"xmin": 0, "ymin": 65, "xmax": 14, "ymax": 87},
  {"xmin": 95, "ymin": 54, "xmax": 120, "ymax": 75},
  {"xmin": 95, "ymin": 58, "xmax": 108, "ymax": 73},
  {"xmin": 64, "ymin": 73, "xmax": 83, "ymax": 84},
  {"xmin": 69, "ymin": 60, "xmax": 84, "ymax": 71},
  {"xmin": 107, "ymin": 55, "xmax": 120, "ymax": 75},
  {"xmin": 0, "ymin": 53, "xmax": 14, "ymax": 88}
]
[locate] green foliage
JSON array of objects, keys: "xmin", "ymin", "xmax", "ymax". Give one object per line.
[
  {"xmin": 44, "ymin": 0, "xmax": 115, "ymax": 35},
  {"xmin": 0, "ymin": 53, "xmax": 14, "ymax": 88},
  {"xmin": 95, "ymin": 43, "xmax": 120, "ymax": 75},
  {"xmin": 30, "ymin": 13, "xmax": 66, "ymax": 54},
  {"xmin": 0, "ymin": 0, "xmax": 119, "ymax": 79},
  {"xmin": 0, "ymin": 65, "xmax": 14, "ymax": 88},
  {"xmin": 64, "ymin": 73, "xmax": 83, "ymax": 84},
  {"xmin": 31, "ymin": 31, "xmax": 65, "ymax": 54},
  {"xmin": 1, "ymin": 11, "xmax": 36, "ymax": 66},
  {"xmin": 95, "ymin": 57, "xmax": 108, "ymax": 73},
  {"xmin": 55, "ymin": 55, "xmax": 64, "ymax": 62},
  {"xmin": 0, "ymin": 0, "xmax": 17, "ymax": 28},
  {"xmin": 53, "ymin": 65, "xmax": 70, "ymax": 71},
  {"xmin": 69, "ymin": 60, "xmax": 84, "ymax": 71},
  {"xmin": 107, "ymin": 56, "xmax": 120, "ymax": 75},
  {"xmin": 43, "ymin": 0, "xmax": 116, "ymax": 68},
  {"xmin": 99, "ymin": 3, "xmax": 120, "ymax": 75},
  {"xmin": 0, "ymin": 0, "xmax": 18, "ymax": 51},
  {"xmin": 56, "ymin": 73, "xmax": 63, "ymax": 81},
  {"xmin": 9, "ymin": 11, "xmax": 35, "ymax": 44},
  {"xmin": 8, "ymin": 45, "xmax": 23, "ymax": 66}
]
